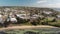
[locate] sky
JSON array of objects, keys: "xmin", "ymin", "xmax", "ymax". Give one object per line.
[{"xmin": 0, "ymin": 0, "xmax": 60, "ymax": 8}]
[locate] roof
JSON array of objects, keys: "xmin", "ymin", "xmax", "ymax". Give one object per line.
[
  {"xmin": 43, "ymin": 11, "xmax": 52, "ymax": 14},
  {"xmin": 10, "ymin": 17, "xmax": 17, "ymax": 22}
]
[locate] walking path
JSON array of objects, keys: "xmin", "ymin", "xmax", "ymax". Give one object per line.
[{"xmin": 0, "ymin": 25, "xmax": 58, "ymax": 31}]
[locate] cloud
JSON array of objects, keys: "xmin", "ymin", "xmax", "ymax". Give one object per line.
[
  {"xmin": 31, "ymin": 0, "xmax": 60, "ymax": 8},
  {"xmin": 32, "ymin": 3, "xmax": 60, "ymax": 8},
  {"xmin": 37, "ymin": 0, "xmax": 47, "ymax": 3},
  {"xmin": 45, "ymin": 3, "xmax": 60, "ymax": 8}
]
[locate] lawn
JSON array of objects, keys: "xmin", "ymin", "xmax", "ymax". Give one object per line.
[{"xmin": 3, "ymin": 28, "xmax": 60, "ymax": 34}]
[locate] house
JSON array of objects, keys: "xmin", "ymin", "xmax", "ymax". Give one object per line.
[
  {"xmin": 56, "ymin": 15, "xmax": 60, "ymax": 19},
  {"xmin": 4, "ymin": 8, "xmax": 11, "ymax": 12},
  {"xmin": 39, "ymin": 15, "xmax": 44, "ymax": 19},
  {"xmin": 30, "ymin": 14, "xmax": 39, "ymax": 19},
  {"xmin": 0, "ymin": 14, "xmax": 2, "ymax": 18},
  {"xmin": 0, "ymin": 14, "xmax": 8, "ymax": 24},
  {"xmin": 18, "ymin": 10, "xmax": 26, "ymax": 14},
  {"xmin": 16, "ymin": 14, "xmax": 30, "ymax": 19},
  {"xmin": 10, "ymin": 17, "xmax": 17, "ymax": 23},
  {"xmin": 11, "ymin": 9, "xmax": 17, "ymax": 12},
  {"xmin": 8, "ymin": 14, "xmax": 17, "ymax": 23},
  {"xmin": 43, "ymin": 11, "xmax": 52, "ymax": 15},
  {"xmin": 0, "ymin": 14, "xmax": 4, "ymax": 24}
]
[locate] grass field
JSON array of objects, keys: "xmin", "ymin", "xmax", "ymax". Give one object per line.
[{"xmin": 3, "ymin": 27, "xmax": 60, "ymax": 34}]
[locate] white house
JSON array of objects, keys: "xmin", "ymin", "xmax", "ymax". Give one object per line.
[
  {"xmin": 10, "ymin": 17, "xmax": 17, "ymax": 23},
  {"xmin": 8, "ymin": 15, "xmax": 17, "ymax": 23},
  {"xmin": 0, "ymin": 14, "xmax": 2, "ymax": 18},
  {"xmin": 43, "ymin": 11, "xmax": 52, "ymax": 15},
  {"xmin": 18, "ymin": 10, "xmax": 26, "ymax": 14},
  {"xmin": 0, "ymin": 14, "xmax": 7, "ymax": 24},
  {"xmin": 4, "ymin": 8, "xmax": 11, "ymax": 12},
  {"xmin": 16, "ymin": 14, "xmax": 30, "ymax": 19},
  {"xmin": 31, "ymin": 14, "xmax": 39, "ymax": 19},
  {"xmin": 56, "ymin": 15, "xmax": 60, "ymax": 18},
  {"xmin": 16, "ymin": 14, "xmax": 26, "ymax": 19},
  {"xmin": 0, "ymin": 14, "xmax": 4, "ymax": 24}
]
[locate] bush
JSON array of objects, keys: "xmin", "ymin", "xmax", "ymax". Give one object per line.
[
  {"xmin": 48, "ymin": 22, "xmax": 60, "ymax": 27},
  {"xmin": 24, "ymin": 31, "xmax": 39, "ymax": 34},
  {"xmin": 30, "ymin": 19, "xmax": 40, "ymax": 25}
]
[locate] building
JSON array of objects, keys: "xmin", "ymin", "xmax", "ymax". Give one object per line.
[
  {"xmin": 16, "ymin": 13, "xmax": 30, "ymax": 19},
  {"xmin": 43, "ymin": 11, "xmax": 52, "ymax": 15}
]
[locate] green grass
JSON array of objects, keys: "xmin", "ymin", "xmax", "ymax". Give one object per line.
[{"xmin": 4, "ymin": 28, "xmax": 60, "ymax": 34}]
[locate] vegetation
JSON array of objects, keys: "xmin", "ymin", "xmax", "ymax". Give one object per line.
[
  {"xmin": 0, "ymin": 6, "xmax": 60, "ymax": 27},
  {"xmin": 4, "ymin": 28, "xmax": 60, "ymax": 34}
]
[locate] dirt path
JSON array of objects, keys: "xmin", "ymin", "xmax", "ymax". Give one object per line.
[{"xmin": 0, "ymin": 25, "xmax": 58, "ymax": 31}]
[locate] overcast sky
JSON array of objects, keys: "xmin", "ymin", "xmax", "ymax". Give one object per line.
[{"xmin": 0, "ymin": 0, "xmax": 60, "ymax": 8}]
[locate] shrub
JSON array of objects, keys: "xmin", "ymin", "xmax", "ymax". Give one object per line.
[{"xmin": 24, "ymin": 31, "xmax": 39, "ymax": 34}]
